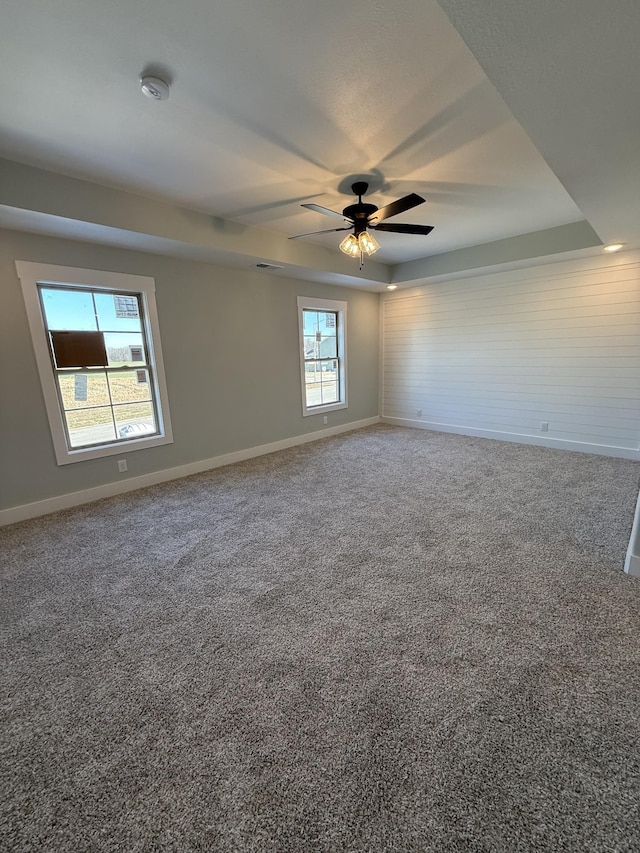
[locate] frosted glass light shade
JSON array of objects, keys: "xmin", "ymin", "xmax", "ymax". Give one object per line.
[
  {"xmin": 339, "ymin": 234, "xmax": 360, "ymax": 257},
  {"xmin": 358, "ymin": 231, "xmax": 380, "ymax": 255}
]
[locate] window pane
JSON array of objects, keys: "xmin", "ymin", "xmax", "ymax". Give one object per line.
[
  {"xmin": 304, "ymin": 311, "xmax": 338, "ymax": 359},
  {"xmin": 303, "ymin": 358, "xmax": 340, "ymax": 408},
  {"xmin": 320, "ymin": 377, "xmax": 339, "ymax": 405},
  {"xmin": 58, "ymin": 371, "xmax": 110, "ymax": 411},
  {"xmin": 114, "ymin": 401, "xmax": 157, "ymax": 439},
  {"xmin": 108, "ymin": 370, "xmax": 153, "ymax": 405},
  {"xmin": 303, "ymin": 310, "xmax": 319, "ymax": 335},
  {"xmin": 318, "ymin": 312, "xmax": 337, "ymax": 335},
  {"xmin": 318, "ymin": 335, "xmax": 337, "ymax": 358},
  {"xmin": 66, "ymin": 407, "xmax": 117, "ymax": 447},
  {"xmin": 304, "ymin": 361, "xmax": 322, "ymax": 408},
  {"xmin": 103, "ymin": 332, "xmax": 146, "ymax": 366},
  {"xmin": 40, "ymin": 287, "xmax": 97, "ymax": 331},
  {"xmin": 303, "ymin": 335, "xmax": 317, "ymax": 358},
  {"xmin": 94, "ymin": 292, "xmax": 143, "ymax": 333}
]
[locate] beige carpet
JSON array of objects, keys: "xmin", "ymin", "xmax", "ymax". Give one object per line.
[{"xmin": 1, "ymin": 425, "xmax": 639, "ymax": 852}]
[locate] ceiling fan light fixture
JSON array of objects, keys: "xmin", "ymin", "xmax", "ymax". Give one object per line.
[
  {"xmin": 358, "ymin": 230, "xmax": 380, "ymax": 255},
  {"xmin": 293, "ymin": 181, "xmax": 433, "ymax": 266},
  {"xmin": 339, "ymin": 234, "xmax": 360, "ymax": 257}
]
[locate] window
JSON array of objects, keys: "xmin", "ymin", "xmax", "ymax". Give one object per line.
[
  {"xmin": 17, "ymin": 262, "xmax": 173, "ymax": 465},
  {"xmin": 297, "ymin": 296, "xmax": 347, "ymax": 416}
]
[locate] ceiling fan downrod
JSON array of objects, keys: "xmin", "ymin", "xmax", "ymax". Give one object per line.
[{"xmin": 342, "ymin": 182, "xmax": 379, "ymax": 236}]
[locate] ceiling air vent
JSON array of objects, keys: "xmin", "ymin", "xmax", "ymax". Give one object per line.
[{"xmin": 256, "ymin": 262, "xmax": 284, "ymax": 270}]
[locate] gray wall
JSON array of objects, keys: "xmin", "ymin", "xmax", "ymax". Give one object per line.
[{"xmin": 0, "ymin": 229, "xmax": 380, "ymax": 511}]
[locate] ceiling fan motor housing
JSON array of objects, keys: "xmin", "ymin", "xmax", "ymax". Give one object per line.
[
  {"xmin": 343, "ymin": 202, "xmax": 378, "ymax": 233},
  {"xmin": 343, "ymin": 180, "xmax": 377, "ymax": 234}
]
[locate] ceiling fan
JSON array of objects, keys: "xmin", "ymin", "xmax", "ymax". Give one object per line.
[{"xmin": 290, "ymin": 181, "xmax": 434, "ymax": 265}]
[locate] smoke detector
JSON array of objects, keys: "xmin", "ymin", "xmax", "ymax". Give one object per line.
[{"xmin": 140, "ymin": 75, "xmax": 170, "ymax": 101}]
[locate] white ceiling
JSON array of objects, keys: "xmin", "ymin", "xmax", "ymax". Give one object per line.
[{"xmin": 1, "ymin": 0, "xmax": 638, "ymax": 289}]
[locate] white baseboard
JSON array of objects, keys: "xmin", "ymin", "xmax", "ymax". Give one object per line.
[
  {"xmin": 625, "ymin": 554, "xmax": 640, "ymax": 578},
  {"xmin": 0, "ymin": 416, "xmax": 380, "ymax": 526},
  {"xmin": 624, "ymin": 489, "xmax": 640, "ymax": 578},
  {"xmin": 381, "ymin": 416, "xmax": 640, "ymax": 461}
]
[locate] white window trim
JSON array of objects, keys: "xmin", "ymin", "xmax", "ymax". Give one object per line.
[
  {"xmin": 297, "ymin": 295, "xmax": 348, "ymax": 417},
  {"xmin": 16, "ymin": 261, "xmax": 174, "ymax": 465}
]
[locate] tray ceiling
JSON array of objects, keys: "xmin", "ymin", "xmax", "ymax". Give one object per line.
[{"xmin": 1, "ymin": 0, "xmax": 638, "ymax": 288}]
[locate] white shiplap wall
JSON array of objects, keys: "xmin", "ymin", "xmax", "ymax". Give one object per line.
[{"xmin": 382, "ymin": 252, "xmax": 640, "ymax": 458}]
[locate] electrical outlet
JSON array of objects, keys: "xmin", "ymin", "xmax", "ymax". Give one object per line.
[
  {"xmin": 323, "ymin": 416, "xmax": 328, "ymax": 425},
  {"xmin": 540, "ymin": 422, "xmax": 549, "ymax": 432},
  {"xmin": 416, "ymin": 408, "xmax": 423, "ymax": 417},
  {"xmin": 117, "ymin": 459, "xmax": 128, "ymax": 473}
]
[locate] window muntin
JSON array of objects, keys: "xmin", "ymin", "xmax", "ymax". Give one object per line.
[
  {"xmin": 297, "ymin": 296, "xmax": 347, "ymax": 417},
  {"xmin": 17, "ymin": 262, "xmax": 173, "ymax": 465},
  {"xmin": 39, "ymin": 286, "xmax": 159, "ymax": 450}
]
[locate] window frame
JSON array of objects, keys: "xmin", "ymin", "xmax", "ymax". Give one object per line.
[
  {"xmin": 16, "ymin": 262, "xmax": 173, "ymax": 465},
  {"xmin": 297, "ymin": 295, "xmax": 347, "ymax": 417}
]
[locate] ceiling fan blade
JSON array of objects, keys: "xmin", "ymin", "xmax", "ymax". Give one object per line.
[
  {"xmin": 371, "ymin": 193, "xmax": 425, "ymax": 223},
  {"xmin": 372, "ymin": 222, "xmax": 435, "ymax": 235},
  {"xmin": 289, "ymin": 227, "xmax": 352, "ymax": 239},
  {"xmin": 302, "ymin": 203, "xmax": 351, "ymax": 222}
]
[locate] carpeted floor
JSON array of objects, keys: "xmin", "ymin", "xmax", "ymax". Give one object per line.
[{"xmin": 1, "ymin": 424, "xmax": 639, "ymax": 852}]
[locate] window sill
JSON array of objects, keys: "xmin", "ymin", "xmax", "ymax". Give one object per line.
[
  {"xmin": 55, "ymin": 432, "xmax": 173, "ymax": 465},
  {"xmin": 302, "ymin": 402, "xmax": 348, "ymax": 418}
]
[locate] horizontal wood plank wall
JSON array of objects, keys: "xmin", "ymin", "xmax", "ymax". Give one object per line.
[{"xmin": 382, "ymin": 252, "xmax": 640, "ymax": 458}]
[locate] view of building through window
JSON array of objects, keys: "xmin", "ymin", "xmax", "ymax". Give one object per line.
[
  {"xmin": 39, "ymin": 285, "xmax": 159, "ymax": 449},
  {"xmin": 302, "ymin": 308, "xmax": 340, "ymax": 408}
]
